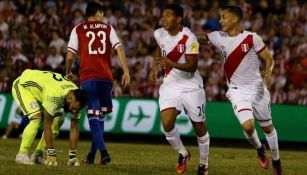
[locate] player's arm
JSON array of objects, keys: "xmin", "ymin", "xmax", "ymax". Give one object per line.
[
  {"xmin": 258, "ymin": 47, "xmax": 274, "ymax": 87},
  {"xmin": 116, "ymin": 45, "xmax": 130, "ymax": 87},
  {"xmin": 156, "ymin": 55, "xmax": 198, "ymax": 73},
  {"xmin": 69, "ymin": 118, "xmax": 79, "ymax": 150},
  {"xmin": 67, "ymin": 117, "xmax": 80, "ymax": 166},
  {"xmin": 43, "ymin": 109, "xmax": 58, "ymax": 166},
  {"xmin": 65, "ymin": 51, "xmax": 76, "ymax": 81},
  {"xmin": 196, "ymin": 34, "xmax": 210, "ymax": 45},
  {"xmin": 149, "ymin": 47, "xmax": 160, "ymax": 82}
]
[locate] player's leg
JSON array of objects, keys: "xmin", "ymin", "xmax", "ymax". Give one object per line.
[
  {"xmin": 253, "ymin": 88, "xmax": 282, "ymax": 174},
  {"xmin": 97, "ymin": 80, "xmax": 113, "ymax": 164},
  {"xmin": 227, "ymin": 90, "xmax": 268, "ymax": 168},
  {"xmin": 182, "ymin": 89, "xmax": 209, "ymax": 175},
  {"xmin": 1, "ymin": 121, "xmax": 19, "ymax": 139},
  {"xmin": 159, "ymin": 86, "xmax": 189, "ymax": 174},
  {"xmin": 12, "ymin": 79, "xmax": 42, "ymax": 165},
  {"xmin": 81, "ymin": 80, "xmax": 109, "ymax": 164},
  {"xmin": 31, "ymin": 116, "xmax": 65, "ymax": 164}
]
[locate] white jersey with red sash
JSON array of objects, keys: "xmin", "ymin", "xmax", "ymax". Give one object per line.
[
  {"xmin": 207, "ymin": 30, "xmax": 266, "ymax": 93},
  {"xmin": 154, "ymin": 26, "xmax": 203, "ymax": 91}
]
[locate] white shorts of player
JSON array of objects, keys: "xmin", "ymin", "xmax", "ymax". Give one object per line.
[
  {"xmin": 226, "ymin": 86, "xmax": 272, "ymax": 127},
  {"xmin": 159, "ymin": 85, "xmax": 206, "ymax": 123}
]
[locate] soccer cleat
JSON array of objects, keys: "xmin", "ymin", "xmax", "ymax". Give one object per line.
[
  {"xmin": 31, "ymin": 151, "xmax": 45, "ymax": 164},
  {"xmin": 82, "ymin": 152, "xmax": 95, "ymax": 165},
  {"xmin": 197, "ymin": 164, "xmax": 208, "ymax": 175},
  {"xmin": 16, "ymin": 153, "xmax": 34, "ymax": 165},
  {"xmin": 176, "ymin": 152, "xmax": 191, "ymax": 174},
  {"xmin": 100, "ymin": 155, "xmax": 111, "ymax": 165},
  {"xmin": 272, "ymin": 159, "xmax": 283, "ymax": 175},
  {"xmin": 257, "ymin": 144, "xmax": 269, "ymax": 169}
]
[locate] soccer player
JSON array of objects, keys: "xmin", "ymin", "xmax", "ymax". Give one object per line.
[
  {"xmin": 65, "ymin": 2, "xmax": 130, "ymax": 165},
  {"xmin": 149, "ymin": 4, "xmax": 209, "ymax": 175},
  {"xmin": 12, "ymin": 69, "xmax": 86, "ymax": 166},
  {"xmin": 197, "ymin": 6, "xmax": 282, "ymax": 175}
]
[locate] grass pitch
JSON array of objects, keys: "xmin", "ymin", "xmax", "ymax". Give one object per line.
[{"xmin": 0, "ymin": 138, "xmax": 306, "ymax": 175}]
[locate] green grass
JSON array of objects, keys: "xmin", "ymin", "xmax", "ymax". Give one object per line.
[{"xmin": 0, "ymin": 138, "xmax": 306, "ymax": 175}]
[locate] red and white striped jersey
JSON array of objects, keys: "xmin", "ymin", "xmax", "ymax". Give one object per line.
[
  {"xmin": 207, "ymin": 30, "xmax": 266, "ymax": 92},
  {"xmin": 68, "ymin": 21, "xmax": 121, "ymax": 82},
  {"xmin": 154, "ymin": 26, "xmax": 203, "ymax": 91}
]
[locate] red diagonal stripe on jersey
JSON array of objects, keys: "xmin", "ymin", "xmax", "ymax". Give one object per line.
[
  {"xmin": 224, "ymin": 35, "xmax": 253, "ymax": 81},
  {"xmin": 165, "ymin": 35, "xmax": 189, "ymax": 75}
]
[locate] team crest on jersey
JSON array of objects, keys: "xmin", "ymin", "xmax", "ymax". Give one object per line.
[
  {"xmin": 241, "ymin": 43, "xmax": 249, "ymax": 52},
  {"xmin": 177, "ymin": 44, "xmax": 185, "ymax": 53}
]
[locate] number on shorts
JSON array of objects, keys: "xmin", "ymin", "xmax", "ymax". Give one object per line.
[
  {"xmin": 86, "ymin": 31, "xmax": 106, "ymax": 54},
  {"xmin": 197, "ymin": 104, "xmax": 205, "ymax": 117}
]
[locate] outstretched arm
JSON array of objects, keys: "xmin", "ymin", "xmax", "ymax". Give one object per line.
[
  {"xmin": 196, "ymin": 34, "xmax": 210, "ymax": 45},
  {"xmin": 258, "ymin": 47, "xmax": 274, "ymax": 87},
  {"xmin": 116, "ymin": 45, "xmax": 130, "ymax": 87},
  {"xmin": 44, "ymin": 109, "xmax": 54, "ymax": 149}
]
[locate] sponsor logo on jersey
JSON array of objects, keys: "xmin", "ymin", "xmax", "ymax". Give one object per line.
[
  {"xmin": 241, "ymin": 43, "xmax": 249, "ymax": 52},
  {"xmin": 177, "ymin": 44, "xmax": 185, "ymax": 53},
  {"xmin": 30, "ymin": 101, "xmax": 38, "ymax": 109}
]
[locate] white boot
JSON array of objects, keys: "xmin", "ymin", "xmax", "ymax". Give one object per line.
[{"xmin": 16, "ymin": 153, "xmax": 34, "ymax": 165}]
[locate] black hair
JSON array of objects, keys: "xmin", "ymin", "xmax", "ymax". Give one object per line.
[
  {"xmin": 221, "ymin": 5, "xmax": 243, "ymax": 20},
  {"xmin": 85, "ymin": 2, "xmax": 104, "ymax": 18},
  {"xmin": 72, "ymin": 89, "xmax": 87, "ymax": 108},
  {"xmin": 162, "ymin": 4, "xmax": 184, "ymax": 19}
]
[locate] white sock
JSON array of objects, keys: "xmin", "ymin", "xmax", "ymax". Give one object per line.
[
  {"xmin": 198, "ymin": 132, "xmax": 210, "ymax": 166},
  {"xmin": 165, "ymin": 127, "xmax": 188, "ymax": 156},
  {"xmin": 244, "ymin": 130, "xmax": 262, "ymax": 149},
  {"xmin": 265, "ymin": 129, "xmax": 280, "ymax": 160}
]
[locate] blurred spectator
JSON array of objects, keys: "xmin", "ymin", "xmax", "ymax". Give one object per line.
[{"xmin": 0, "ymin": 0, "xmax": 305, "ymax": 106}]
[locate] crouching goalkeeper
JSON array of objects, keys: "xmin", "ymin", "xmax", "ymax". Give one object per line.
[{"xmin": 12, "ymin": 69, "xmax": 86, "ymax": 166}]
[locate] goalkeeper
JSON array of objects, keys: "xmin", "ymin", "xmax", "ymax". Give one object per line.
[{"xmin": 12, "ymin": 69, "xmax": 86, "ymax": 166}]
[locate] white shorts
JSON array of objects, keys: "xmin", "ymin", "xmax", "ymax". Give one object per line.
[
  {"xmin": 226, "ymin": 87, "xmax": 272, "ymax": 127},
  {"xmin": 159, "ymin": 85, "xmax": 206, "ymax": 122}
]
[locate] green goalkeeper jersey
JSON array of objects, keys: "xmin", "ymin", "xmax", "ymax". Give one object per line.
[{"xmin": 17, "ymin": 69, "xmax": 78, "ymax": 117}]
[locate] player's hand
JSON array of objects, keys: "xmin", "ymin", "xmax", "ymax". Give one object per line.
[
  {"xmin": 65, "ymin": 71, "xmax": 74, "ymax": 81},
  {"xmin": 44, "ymin": 149, "xmax": 58, "ymax": 166},
  {"xmin": 67, "ymin": 157, "xmax": 80, "ymax": 166},
  {"xmin": 121, "ymin": 70, "xmax": 130, "ymax": 88},
  {"xmin": 156, "ymin": 56, "xmax": 174, "ymax": 68},
  {"xmin": 67, "ymin": 149, "xmax": 80, "ymax": 166}
]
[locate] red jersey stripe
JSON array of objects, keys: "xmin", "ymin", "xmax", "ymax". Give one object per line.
[
  {"xmin": 165, "ymin": 35, "xmax": 189, "ymax": 75},
  {"xmin": 224, "ymin": 35, "xmax": 253, "ymax": 82}
]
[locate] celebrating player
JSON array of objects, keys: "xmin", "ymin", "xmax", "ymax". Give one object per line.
[
  {"xmin": 13, "ymin": 69, "xmax": 86, "ymax": 166},
  {"xmin": 66, "ymin": 2, "xmax": 130, "ymax": 165},
  {"xmin": 197, "ymin": 6, "xmax": 282, "ymax": 175},
  {"xmin": 149, "ymin": 4, "xmax": 209, "ymax": 175}
]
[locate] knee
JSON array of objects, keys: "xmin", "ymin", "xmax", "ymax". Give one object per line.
[
  {"xmin": 163, "ymin": 122, "xmax": 174, "ymax": 132},
  {"xmin": 261, "ymin": 124, "xmax": 274, "ymax": 134},
  {"xmin": 242, "ymin": 120, "xmax": 255, "ymax": 136}
]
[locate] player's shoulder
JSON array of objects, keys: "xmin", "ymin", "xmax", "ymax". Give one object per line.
[
  {"xmin": 154, "ymin": 27, "xmax": 167, "ymax": 39},
  {"xmin": 242, "ymin": 30, "xmax": 259, "ymax": 37},
  {"xmin": 181, "ymin": 27, "xmax": 195, "ymax": 37}
]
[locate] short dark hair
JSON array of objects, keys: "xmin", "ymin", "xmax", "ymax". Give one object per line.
[
  {"xmin": 72, "ymin": 89, "xmax": 87, "ymax": 108},
  {"xmin": 163, "ymin": 4, "xmax": 184, "ymax": 19},
  {"xmin": 85, "ymin": 2, "xmax": 104, "ymax": 18},
  {"xmin": 222, "ymin": 6, "xmax": 243, "ymax": 20}
]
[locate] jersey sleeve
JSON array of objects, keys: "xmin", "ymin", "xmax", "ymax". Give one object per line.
[
  {"xmin": 109, "ymin": 25, "xmax": 121, "ymax": 50},
  {"xmin": 185, "ymin": 34, "xmax": 199, "ymax": 57},
  {"xmin": 67, "ymin": 26, "xmax": 79, "ymax": 54},
  {"xmin": 253, "ymin": 33, "xmax": 266, "ymax": 53},
  {"xmin": 43, "ymin": 99, "xmax": 60, "ymax": 116},
  {"xmin": 207, "ymin": 31, "xmax": 220, "ymax": 48}
]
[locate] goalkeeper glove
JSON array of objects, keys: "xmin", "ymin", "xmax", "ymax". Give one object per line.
[
  {"xmin": 67, "ymin": 150, "xmax": 80, "ymax": 166},
  {"xmin": 44, "ymin": 149, "xmax": 58, "ymax": 166}
]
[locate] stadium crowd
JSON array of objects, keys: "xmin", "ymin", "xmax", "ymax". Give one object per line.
[{"xmin": 0, "ymin": 0, "xmax": 306, "ymax": 105}]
